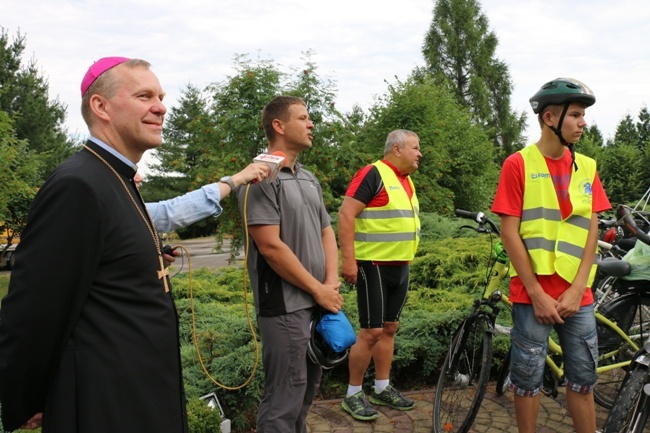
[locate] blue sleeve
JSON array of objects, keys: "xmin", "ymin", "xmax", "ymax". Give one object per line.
[{"xmin": 146, "ymin": 183, "xmax": 223, "ymax": 233}]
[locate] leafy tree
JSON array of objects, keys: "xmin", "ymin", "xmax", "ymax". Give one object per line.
[
  {"xmin": 602, "ymin": 108, "xmax": 650, "ymax": 199},
  {"xmin": 284, "ymin": 50, "xmax": 361, "ymax": 210},
  {"xmin": 0, "ymin": 110, "xmax": 39, "ymax": 256},
  {"xmin": 152, "ymin": 84, "xmax": 212, "ymax": 183},
  {"xmin": 193, "ymin": 54, "xmax": 283, "ymax": 244},
  {"xmin": 611, "ymin": 114, "xmax": 638, "ymax": 148},
  {"xmin": 0, "ymin": 28, "xmax": 77, "ymax": 181},
  {"xmin": 637, "ymin": 106, "xmax": 650, "ymax": 147},
  {"xmin": 584, "ymin": 123, "xmax": 605, "ymax": 147},
  {"xmin": 576, "ymin": 135, "xmax": 602, "ymax": 162},
  {"xmin": 147, "ymin": 54, "xmax": 284, "ymax": 242},
  {"xmin": 421, "ymin": 0, "xmax": 526, "ymax": 162},
  {"xmin": 360, "ymin": 73, "xmax": 499, "ymax": 213},
  {"xmin": 576, "ymin": 124, "xmax": 605, "ymax": 161},
  {"xmin": 142, "ymin": 84, "xmax": 216, "ymax": 238},
  {"xmin": 322, "ymin": 104, "xmax": 374, "ymax": 201},
  {"xmin": 598, "ymin": 143, "xmax": 644, "ymax": 205},
  {"xmin": 151, "ymin": 53, "xmax": 351, "ymax": 249},
  {"xmin": 638, "ymin": 107, "xmax": 650, "ymax": 195}
]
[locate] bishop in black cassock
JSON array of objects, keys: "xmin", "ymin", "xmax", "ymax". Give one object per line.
[
  {"xmin": 0, "ymin": 141, "xmax": 188, "ymax": 432},
  {"xmin": 0, "ymin": 57, "xmax": 188, "ymax": 433}
]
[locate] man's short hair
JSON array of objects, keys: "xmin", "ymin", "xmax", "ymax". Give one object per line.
[
  {"xmin": 384, "ymin": 129, "xmax": 419, "ymax": 155},
  {"xmin": 536, "ymin": 102, "xmax": 586, "ymax": 129},
  {"xmin": 81, "ymin": 59, "xmax": 151, "ymax": 126},
  {"xmin": 262, "ymin": 96, "xmax": 306, "ymax": 142}
]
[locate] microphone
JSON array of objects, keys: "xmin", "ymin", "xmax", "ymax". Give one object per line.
[{"xmin": 254, "ymin": 151, "xmax": 286, "ymax": 183}]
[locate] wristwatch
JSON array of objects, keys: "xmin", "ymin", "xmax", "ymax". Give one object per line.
[{"xmin": 219, "ymin": 175, "xmax": 236, "ymax": 190}]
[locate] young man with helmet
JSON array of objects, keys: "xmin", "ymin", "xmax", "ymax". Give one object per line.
[{"xmin": 491, "ymin": 78, "xmax": 611, "ymax": 433}]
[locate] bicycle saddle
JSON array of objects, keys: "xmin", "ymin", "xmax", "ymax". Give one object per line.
[{"xmin": 597, "ymin": 257, "xmax": 632, "ymax": 277}]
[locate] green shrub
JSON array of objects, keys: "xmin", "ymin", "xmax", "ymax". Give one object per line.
[
  {"xmin": 419, "ymin": 212, "xmax": 469, "ymax": 241},
  {"xmin": 186, "ymin": 397, "xmax": 224, "ymax": 433},
  {"xmin": 168, "ymin": 215, "xmax": 508, "ymax": 430},
  {"xmin": 173, "ymin": 267, "xmax": 264, "ymax": 431},
  {"xmin": 410, "ymin": 235, "xmax": 499, "ymax": 292},
  {"xmin": 0, "ymin": 211, "xmax": 512, "ymax": 432}
]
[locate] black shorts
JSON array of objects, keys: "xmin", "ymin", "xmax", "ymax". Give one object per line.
[{"xmin": 355, "ymin": 261, "xmax": 410, "ymax": 329}]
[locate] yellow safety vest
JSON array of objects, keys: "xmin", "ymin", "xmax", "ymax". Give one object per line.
[
  {"xmin": 354, "ymin": 161, "xmax": 420, "ymax": 261},
  {"xmin": 511, "ymin": 145, "xmax": 598, "ymax": 286}
]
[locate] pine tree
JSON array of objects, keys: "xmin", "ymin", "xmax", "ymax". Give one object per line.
[
  {"xmin": 0, "ymin": 28, "xmax": 76, "ymax": 181},
  {"xmin": 421, "ymin": 0, "xmax": 526, "ymax": 162}
]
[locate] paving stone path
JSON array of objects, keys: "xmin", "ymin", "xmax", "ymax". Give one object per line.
[{"xmin": 307, "ymin": 383, "xmax": 612, "ymax": 433}]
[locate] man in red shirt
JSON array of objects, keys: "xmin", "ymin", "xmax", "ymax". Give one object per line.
[
  {"xmin": 492, "ymin": 78, "xmax": 611, "ymax": 433},
  {"xmin": 338, "ymin": 129, "xmax": 421, "ymax": 421}
]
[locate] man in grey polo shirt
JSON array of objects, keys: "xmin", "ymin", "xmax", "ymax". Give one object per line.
[{"xmin": 237, "ymin": 95, "xmax": 343, "ymax": 433}]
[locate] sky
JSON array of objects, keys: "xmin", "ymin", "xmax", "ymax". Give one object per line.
[{"xmin": 4, "ymin": 0, "xmax": 650, "ymax": 172}]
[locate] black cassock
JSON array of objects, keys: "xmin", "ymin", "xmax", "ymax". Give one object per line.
[{"xmin": 0, "ymin": 141, "xmax": 188, "ymax": 432}]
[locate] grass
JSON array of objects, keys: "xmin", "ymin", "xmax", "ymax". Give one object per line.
[{"xmin": 0, "ymin": 273, "xmax": 9, "ymax": 300}]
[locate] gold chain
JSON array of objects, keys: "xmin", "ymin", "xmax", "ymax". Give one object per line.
[{"xmin": 83, "ymin": 145, "xmax": 170, "ymax": 292}]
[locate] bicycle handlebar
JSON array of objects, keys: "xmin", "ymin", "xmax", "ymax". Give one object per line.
[
  {"xmin": 455, "ymin": 209, "xmax": 482, "ymax": 220},
  {"xmin": 597, "ymin": 239, "xmax": 613, "ymax": 251},
  {"xmin": 454, "ymin": 209, "xmax": 501, "ymax": 236},
  {"xmin": 617, "ymin": 204, "xmax": 650, "ymax": 246}
]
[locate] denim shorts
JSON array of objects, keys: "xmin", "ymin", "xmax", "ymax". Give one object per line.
[{"xmin": 509, "ymin": 303, "xmax": 598, "ymax": 396}]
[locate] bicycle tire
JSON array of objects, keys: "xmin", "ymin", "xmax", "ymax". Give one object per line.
[
  {"xmin": 595, "ymin": 290, "xmax": 650, "ymax": 409},
  {"xmin": 432, "ymin": 314, "xmax": 493, "ymax": 433},
  {"xmin": 495, "ymin": 347, "xmax": 511, "ymax": 396},
  {"xmin": 602, "ymin": 363, "xmax": 650, "ymax": 433}
]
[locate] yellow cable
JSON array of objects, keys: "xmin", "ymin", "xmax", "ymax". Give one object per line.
[{"xmin": 175, "ymin": 185, "xmax": 260, "ymax": 390}]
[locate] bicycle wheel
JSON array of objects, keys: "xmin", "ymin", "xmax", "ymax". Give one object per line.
[
  {"xmin": 495, "ymin": 347, "xmax": 511, "ymax": 396},
  {"xmin": 595, "ymin": 291, "xmax": 650, "ymax": 409},
  {"xmin": 602, "ymin": 363, "xmax": 650, "ymax": 433},
  {"xmin": 432, "ymin": 314, "xmax": 493, "ymax": 433}
]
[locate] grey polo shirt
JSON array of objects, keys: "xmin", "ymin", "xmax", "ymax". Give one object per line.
[{"xmin": 237, "ymin": 163, "xmax": 331, "ymax": 316}]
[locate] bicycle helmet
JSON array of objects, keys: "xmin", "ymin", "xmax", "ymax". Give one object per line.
[
  {"xmin": 307, "ymin": 318, "xmax": 349, "ymax": 370},
  {"xmin": 529, "ymin": 78, "xmax": 596, "ymax": 171},
  {"xmin": 529, "ymin": 78, "xmax": 595, "ymax": 114}
]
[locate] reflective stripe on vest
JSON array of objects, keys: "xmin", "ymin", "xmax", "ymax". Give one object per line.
[
  {"xmin": 354, "ymin": 161, "xmax": 420, "ymax": 261},
  {"xmin": 511, "ymin": 145, "xmax": 598, "ymax": 286}
]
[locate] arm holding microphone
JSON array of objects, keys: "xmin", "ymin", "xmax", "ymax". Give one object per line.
[
  {"xmin": 252, "ymin": 151, "xmax": 286, "ymax": 182},
  {"xmin": 139, "ymin": 153, "xmax": 280, "ymax": 264},
  {"xmin": 143, "ymin": 161, "xmax": 271, "ymax": 234}
]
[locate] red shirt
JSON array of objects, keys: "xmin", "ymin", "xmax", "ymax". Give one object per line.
[
  {"xmin": 491, "ymin": 147, "xmax": 612, "ymax": 305},
  {"xmin": 345, "ymin": 159, "xmax": 413, "ymax": 205},
  {"xmin": 345, "ymin": 159, "xmax": 414, "ymax": 265}
]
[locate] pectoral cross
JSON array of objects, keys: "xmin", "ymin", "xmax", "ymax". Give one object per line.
[{"xmin": 158, "ymin": 255, "xmax": 170, "ymax": 293}]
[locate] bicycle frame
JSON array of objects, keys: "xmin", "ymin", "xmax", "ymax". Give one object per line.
[
  {"xmin": 434, "ymin": 207, "xmax": 650, "ymax": 433},
  {"xmin": 543, "ymin": 313, "xmax": 640, "ymax": 381},
  {"xmin": 432, "ymin": 209, "xmax": 650, "ymax": 433},
  {"xmin": 476, "ymin": 235, "xmax": 638, "ymax": 396}
]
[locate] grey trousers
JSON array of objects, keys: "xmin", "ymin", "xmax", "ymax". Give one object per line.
[{"xmin": 256, "ymin": 307, "xmax": 322, "ymax": 433}]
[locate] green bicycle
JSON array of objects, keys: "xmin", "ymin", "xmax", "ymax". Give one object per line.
[{"xmin": 432, "ymin": 208, "xmax": 650, "ymax": 433}]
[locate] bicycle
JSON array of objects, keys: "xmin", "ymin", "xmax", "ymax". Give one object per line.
[
  {"xmin": 431, "ymin": 208, "xmax": 650, "ymax": 433},
  {"xmin": 489, "ymin": 205, "xmax": 650, "ymax": 407},
  {"xmin": 601, "ymin": 205, "xmax": 650, "ymax": 433},
  {"xmin": 602, "ymin": 341, "xmax": 650, "ymax": 432},
  {"xmin": 572, "ymin": 205, "xmax": 650, "ymax": 409},
  {"xmin": 492, "ymin": 205, "xmax": 650, "ymax": 405}
]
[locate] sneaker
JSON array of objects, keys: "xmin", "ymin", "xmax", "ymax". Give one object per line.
[
  {"xmin": 341, "ymin": 391, "xmax": 379, "ymax": 421},
  {"xmin": 369, "ymin": 385, "xmax": 415, "ymax": 410}
]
